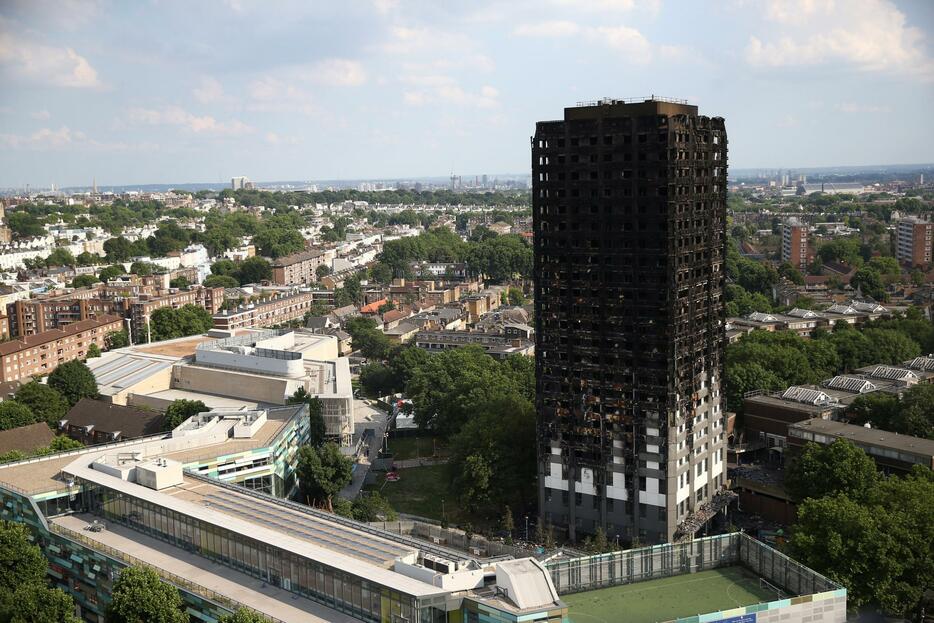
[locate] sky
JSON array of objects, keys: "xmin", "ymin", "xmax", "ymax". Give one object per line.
[{"xmin": 1, "ymin": 0, "xmax": 933, "ymax": 188}]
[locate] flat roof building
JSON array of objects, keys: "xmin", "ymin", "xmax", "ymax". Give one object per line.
[{"xmin": 0, "ymin": 406, "xmax": 567, "ymax": 623}]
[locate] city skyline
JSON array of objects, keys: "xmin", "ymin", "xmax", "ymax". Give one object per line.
[{"xmin": 2, "ymin": 0, "xmax": 934, "ymax": 188}]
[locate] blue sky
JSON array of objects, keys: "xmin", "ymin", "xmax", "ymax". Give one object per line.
[{"xmin": 1, "ymin": 0, "xmax": 933, "ymax": 188}]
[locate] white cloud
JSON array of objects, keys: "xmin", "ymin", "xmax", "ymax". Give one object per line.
[
  {"xmin": 265, "ymin": 132, "xmax": 300, "ymax": 145},
  {"xmin": 837, "ymin": 102, "xmax": 892, "ymax": 114},
  {"xmin": 305, "ymin": 59, "xmax": 367, "ymax": 87},
  {"xmin": 1, "ymin": 126, "xmax": 81, "ymax": 148},
  {"xmin": 514, "ymin": 21, "xmax": 581, "ymax": 37},
  {"xmin": 30, "ymin": 110, "xmax": 51, "ymax": 120},
  {"xmin": 745, "ymin": 0, "xmax": 934, "ymax": 77},
  {"xmin": 193, "ymin": 77, "xmax": 224, "ymax": 104},
  {"xmin": 592, "ymin": 26, "xmax": 652, "ymax": 59},
  {"xmin": 401, "ymin": 75, "xmax": 499, "ymax": 109},
  {"xmin": 247, "ymin": 77, "xmax": 317, "ymax": 115},
  {"xmin": 0, "ymin": 26, "xmax": 101, "ymax": 88},
  {"xmin": 128, "ymin": 106, "xmax": 253, "ymax": 135},
  {"xmin": 372, "ymin": 0, "xmax": 398, "ymax": 14},
  {"xmin": 515, "ymin": 21, "xmax": 672, "ymax": 63},
  {"xmin": 551, "ymin": 0, "xmax": 661, "ymax": 13}
]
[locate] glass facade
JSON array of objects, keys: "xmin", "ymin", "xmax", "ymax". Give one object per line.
[{"xmin": 83, "ymin": 484, "xmax": 431, "ymax": 623}]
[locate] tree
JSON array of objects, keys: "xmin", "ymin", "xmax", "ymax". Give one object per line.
[
  {"xmin": 86, "ymin": 343, "xmax": 102, "ymax": 358},
  {"xmin": 70, "ymin": 274, "xmax": 99, "ymax": 289},
  {"xmin": 6, "ymin": 212, "xmax": 44, "ymax": 238},
  {"xmin": 203, "ymin": 274, "xmax": 240, "ymax": 289},
  {"xmin": 359, "ymin": 363, "xmax": 396, "ymax": 397},
  {"xmin": 295, "ymin": 442, "xmax": 353, "ymax": 511},
  {"xmin": 287, "ymin": 389, "xmax": 327, "ymax": 446},
  {"xmin": 162, "ymin": 399, "xmax": 208, "ymax": 431},
  {"xmin": 48, "ymin": 360, "xmax": 99, "ymax": 407},
  {"xmin": 851, "ymin": 266, "xmax": 886, "ymax": 301},
  {"xmin": 506, "ymin": 286, "xmax": 526, "ymax": 306},
  {"xmin": 315, "ymin": 264, "xmax": 331, "ymax": 280},
  {"xmin": 12, "ymin": 381, "xmax": 68, "ymax": 427},
  {"xmin": 98, "ymin": 264, "xmax": 126, "ymax": 282},
  {"xmin": 45, "ymin": 247, "xmax": 75, "ymax": 267},
  {"xmin": 0, "ymin": 521, "xmax": 47, "ymax": 595},
  {"xmin": 105, "ymin": 566, "xmax": 188, "ymax": 623},
  {"xmin": 0, "ymin": 401, "xmax": 39, "ymax": 431},
  {"xmin": 777, "ymin": 261, "xmax": 805, "ymax": 285},
  {"xmin": 236, "ymin": 257, "xmax": 272, "ymax": 284},
  {"xmin": 345, "ymin": 317, "xmax": 391, "ymax": 360},
  {"xmin": 211, "ymin": 259, "xmax": 238, "ymax": 276},
  {"xmin": 346, "ymin": 493, "xmax": 398, "ymax": 522},
  {"xmin": 149, "ymin": 304, "xmax": 213, "ymax": 342},
  {"xmin": 103, "ymin": 236, "xmax": 134, "ymax": 261},
  {"xmin": 502, "ymin": 506, "xmax": 515, "ymax": 543},
  {"xmin": 169, "ymin": 276, "xmax": 190, "ymax": 289},
  {"xmin": 8, "ymin": 583, "xmax": 80, "ymax": 623},
  {"xmin": 219, "ymin": 608, "xmax": 274, "ymax": 623},
  {"xmin": 791, "ymin": 494, "xmax": 901, "ymax": 612},
  {"xmin": 129, "ymin": 261, "xmax": 156, "ymax": 276},
  {"xmin": 377, "ymin": 301, "xmax": 396, "ymax": 314},
  {"xmin": 785, "ymin": 439, "xmax": 879, "ymax": 503},
  {"xmin": 105, "ymin": 330, "xmax": 130, "ymax": 350},
  {"xmin": 449, "ymin": 394, "xmax": 536, "ymax": 513}
]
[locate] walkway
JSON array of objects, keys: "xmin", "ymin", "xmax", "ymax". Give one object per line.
[{"xmin": 52, "ymin": 514, "xmax": 360, "ymax": 623}]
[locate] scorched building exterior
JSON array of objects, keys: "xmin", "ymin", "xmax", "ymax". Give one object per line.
[{"xmin": 532, "ymin": 98, "xmax": 728, "ymax": 544}]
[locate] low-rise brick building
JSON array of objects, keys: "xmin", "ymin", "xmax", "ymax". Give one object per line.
[
  {"xmin": 0, "ymin": 315, "xmax": 123, "ymax": 382},
  {"xmin": 212, "ymin": 291, "xmax": 318, "ymax": 330}
]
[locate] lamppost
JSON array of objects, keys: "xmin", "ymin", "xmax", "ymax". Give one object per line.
[{"xmin": 525, "ymin": 515, "xmax": 529, "ymax": 541}]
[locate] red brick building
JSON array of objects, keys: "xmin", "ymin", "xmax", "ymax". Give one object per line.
[{"xmin": 0, "ymin": 315, "xmax": 123, "ymax": 382}]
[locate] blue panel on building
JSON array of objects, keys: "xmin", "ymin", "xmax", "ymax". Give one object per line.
[{"xmin": 712, "ymin": 615, "xmax": 756, "ymax": 623}]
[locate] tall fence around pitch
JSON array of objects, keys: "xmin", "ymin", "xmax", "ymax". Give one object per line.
[{"xmin": 544, "ymin": 532, "xmax": 842, "ymax": 597}]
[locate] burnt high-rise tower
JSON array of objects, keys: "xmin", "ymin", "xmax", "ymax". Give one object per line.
[{"xmin": 532, "ymin": 98, "xmax": 728, "ymax": 544}]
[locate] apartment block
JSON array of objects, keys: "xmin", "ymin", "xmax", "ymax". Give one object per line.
[
  {"xmin": 533, "ymin": 98, "xmax": 728, "ymax": 544},
  {"xmin": 0, "ymin": 315, "xmax": 123, "ymax": 382},
  {"xmin": 213, "ymin": 291, "xmax": 319, "ymax": 330},
  {"xmin": 895, "ymin": 217, "xmax": 933, "ymax": 268},
  {"xmin": 270, "ymin": 249, "xmax": 327, "ymax": 286},
  {"xmin": 781, "ymin": 219, "xmax": 808, "ymax": 271}
]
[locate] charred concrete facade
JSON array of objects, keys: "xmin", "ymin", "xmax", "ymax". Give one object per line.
[{"xmin": 532, "ymin": 99, "xmax": 728, "ymax": 544}]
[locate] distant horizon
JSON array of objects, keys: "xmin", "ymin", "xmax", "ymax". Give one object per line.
[{"xmin": 2, "ymin": 161, "xmax": 932, "ymax": 194}]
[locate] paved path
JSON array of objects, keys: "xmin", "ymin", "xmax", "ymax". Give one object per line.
[{"xmin": 390, "ymin": 457, "xmax": 449, "ymax": 469}]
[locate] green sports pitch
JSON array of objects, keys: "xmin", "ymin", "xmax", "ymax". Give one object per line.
[{"xmin": 562, "ymin": 567, "xmax": 780, "ymax": 623}]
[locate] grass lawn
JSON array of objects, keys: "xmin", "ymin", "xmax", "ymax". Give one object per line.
[
  {"xmin": 367, "ymin": 464, "xmax": 462, "ymax": 523},
  {"xmin": 386, "ymin": 436, "xmax": 447, "ymax": 461},
  {"xmin": 563, "ymin": 567, "xmax": 780, "ymax": 623}
]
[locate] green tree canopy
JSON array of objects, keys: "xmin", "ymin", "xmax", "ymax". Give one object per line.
[
  {"xmin": 12, "ymin": 381, "xmax": 68, "ymax": 427},
  {"xmin": 105, "ymin": 330, "xmax": 130, "ymax": 350},
  {"xmin": 48, "ymin": 360, "xmax": 98, "ymax": 407},
  {"xmin": 236, "ymin": 257, "xmax": 272, "ymax": 284},
  {"xmin": 785, "ymin": 439, "xmax": 880, "ymax": 503},
  {"xmin": 345, "ymin": 317, "xmax": 391, "ymax": 360},
  {"xmin": 0, "ymin": 521, "xmax": 47, "ymax": 594},
  {"xmin": 0, "ymin": 401, "xmax": 39, "ymax": 431},
  {"xmin": 204, "ymin": 274, "xmax": 240, "ymax": 289},
  {"xmin": 287, "ymin": 389, "xmax": 327, "ymax": 446},
  {"xmin": 149, "ymin": 304, "xmax": 213, "ymax": 342},
  {"xmin": 219, "ymin": 608, "xmax": 274, "ymax": 623},
  {"xmin": 162, "ymin": 399, "xmax": 208, "ymax": 431},
  {"xmin": 98, "ymin": 264, "xmax": 126, "ymax": 282},
  {"xmin": 295, "ymin": 442, "xmax": 353, "ymax": 511},
  {"xmin": 70, "ymin": 274, "xmax": 99, "ymax": 289},
  {"xmin": 105, "ymin": 566, "xmax": 188, "ymax": 623}
]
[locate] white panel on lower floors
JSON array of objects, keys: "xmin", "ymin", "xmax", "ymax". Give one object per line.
[
  {"xmin": 639, "ymin": 491, "xmax": 666, "ymax": 507},
  {"xmin": 544, "ymin": 475, "xmax": 568, "ymax": 492},
  {"xmin": 607, "ymin": 472, "xmax": 628, "ymax": 501},
  {"xmin": 579, "ymin": 467, "xmax": 597, "ymax": 497}
]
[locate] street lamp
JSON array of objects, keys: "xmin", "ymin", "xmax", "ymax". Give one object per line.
[{"xmin": 525, "ymin": 515, "xmax": 529, "ymax": 541}]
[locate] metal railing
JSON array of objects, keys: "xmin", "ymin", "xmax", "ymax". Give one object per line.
[
  {"xmin": 575, "ymin": 96, "xmax": 691, "ymax": 107},
  {"xmin": 50, "ymin": 521, "xmax": 286, "ymax": 623},
  {"xmin": 184, "ymin": 471, "xmax": 473, "ymax": 563}
]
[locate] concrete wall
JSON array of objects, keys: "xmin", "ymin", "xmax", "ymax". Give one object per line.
[{"xmin": 172, "ymin": 365, "xmax": 291, "ymax": 405}]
